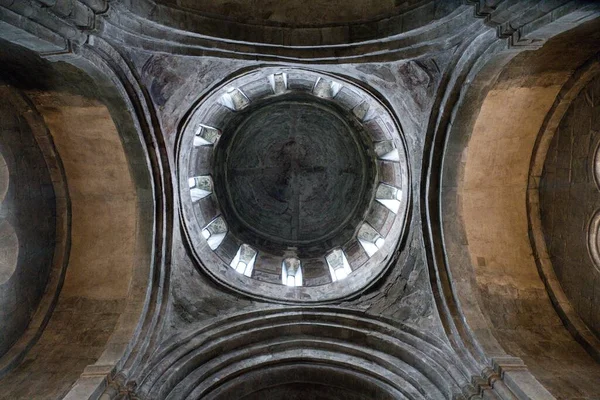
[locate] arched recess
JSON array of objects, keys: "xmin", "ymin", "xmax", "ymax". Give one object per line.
[
  {"xmin": 0, "ymin": 84, "xmax": 68, "ymax": 378},
  {"xmin": 105, "ymin": 0, "xmax": 468, "ymax": 60},
  {"xmin": 429, "ymin": 15, "xmax": 600, "ymax": 400},
  {"xmin": 0, "ymin": 39, "xmax": 158, "ymax": 400},
  {"xmin": 128, "ymin": 308, "xmax": 478, "ymax": 400},
  {"xmin": 528, "ymin": 55, "xmax": 600, "ymax": 362}
]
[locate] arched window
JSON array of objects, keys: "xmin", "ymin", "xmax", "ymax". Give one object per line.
[
  {"xmin": 193, "ymin": 125, "xmax": 220, "ymax": 147},
  {"xmin": 326, "ymin": 249, "xmax": 352, "ymax": 282},
  {"xmin": 357, "ymin": 223, "xmax": 385, "ymax": 257},
  {"xmin": 375, "ymin": 183, "xmax": 402, "ymax": 214},
  {"xmin": 202, "ymin": 216, "xmax": 227, "ymax": 250},
  {"xmin": 188, "ymin": 176, "xmax": 212, "ymax": 202},
  {"xmin": 221, "ymin": 87, "xmax": 249, "ymax": 111},
  {"xmin": 230, "ymin": 244, "xmax": 257, "ymax": 277},
  {"xmin": 282, "ymin": 257, "xmax": 302, "ymax": 287},
  {"xmin": 374, "ymin": 140, "xmax": 400, "ymax": 161}
]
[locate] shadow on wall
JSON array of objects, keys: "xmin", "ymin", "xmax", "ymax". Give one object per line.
[
  {"xmin": 539, "ymin": 73, "xmax": 600, "ymax": 339},
  {"xmin": 154, "ymin": 0, "xmax": 434, "ymax": 25},
  {"xmin": 0, "ymin": 221, "xmax": 18, "ymax": 285},
  {"xmin": 0, "ymin": 154, "xmax": 17, "ymax": 285}
]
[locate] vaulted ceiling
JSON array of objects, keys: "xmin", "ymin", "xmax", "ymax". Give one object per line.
[{"xmin": 0, "ymin": 1, "xmax": 599, "ymax": 399}]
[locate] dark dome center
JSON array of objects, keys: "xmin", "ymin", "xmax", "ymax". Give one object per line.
[{"xmin": 214, "ymin": 98, "xmax": 375, "ymax": 255}]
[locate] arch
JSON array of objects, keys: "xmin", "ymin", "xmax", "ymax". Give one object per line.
[
  {"xmin": 0, "ymin": 221, "xmax": 18, "ymax": 286},
  {"xmin": 0, "ymin": 39, "xmax": 159, "ymax": 400},
  {"xmin": 0, "ymin": 85, "xmax": 61, "ymax": 368},
  {"xmin": 104, "ymin": 0, "xmax": 469, "ymax": 62},
  {"xmin": 427, "ymin": 14, "xmax": 600, "ymax": 400},
  {"xmin": 203, "ymin": 364, "xmax": 400, "ymax": 400},
  {"xmin": 134, "ymin": 308, "xmax": 473, "ymax": 400},
  {"xmin": 527, "ymin": 54, "xmax": 600, "ymax": 362}
]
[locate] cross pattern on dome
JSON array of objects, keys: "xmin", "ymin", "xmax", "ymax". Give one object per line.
[
  {"xmin": 224, "ymin": 101, "xmax": 366, "ymax": 247},
  {"xmin": 229, "ymin": 137, "xmax": 358, "ymax": 243}
]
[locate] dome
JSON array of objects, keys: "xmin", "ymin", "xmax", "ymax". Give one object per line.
[{"xmin": 178, "ymin": 68, "xmax": 409, "ymax": 302}]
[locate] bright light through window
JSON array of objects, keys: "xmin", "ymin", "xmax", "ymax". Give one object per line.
[
  {"xmin": 326, "ymin": 249, "xmax": 352, "ymax": 282},
  {"xmin": 230, "ymin": 244, "xmax": 257, "ymax": 277},
  {"xmin": 282, "ymin": 257, "xmax": 302, "ymax": 287}
]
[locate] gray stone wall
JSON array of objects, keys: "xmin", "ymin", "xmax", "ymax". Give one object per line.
[
  {"xmin": 156, "ymin": 0, "xmax": 431, "ymax": 25},
  {"xmin": 540, "ymin": 74, "xmax": 600, "ymax": 338},
  {"xmin": 0, "ymin": 86, "xmax": 56, "ymax": 358}
]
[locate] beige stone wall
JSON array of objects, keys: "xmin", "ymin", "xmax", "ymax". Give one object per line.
[
  {"xmin": 37, "ymin": 96, "xmax": 137, "ymax": 300},
  {"xmin": 462, "ymin": 80, "xmax": 600, "ymax": 398},
  {"xmin": 0, "ymin": 93, "xmax": 138, "ymax": 400},
  {"xmin": 464, "ymin": 85, "xmax": 558, "ymax": 299}
]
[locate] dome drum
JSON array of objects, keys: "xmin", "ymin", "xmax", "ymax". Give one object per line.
[{"xmin": 178, "ymin": 68, "xmax": 409, "ymax": 303}]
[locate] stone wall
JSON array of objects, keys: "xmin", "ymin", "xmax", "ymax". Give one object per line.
[
  {"xmin": 0, "ymin": 41, "xmax": 153, "ymax": 400},
  {"xmin": 135, "ymin": 53, "xmax": 443, "ymax": 336},
  {"xmin": 0, "ymin": 92, "xmax": 138, "ymax": 400},
  {"xmin": 0, "ymin": 86, "xmax": 55, "ymax": 358},
  {"xmin": 462, "ymin": 81, "xmax": 600, "ymax": 399},
  {"xmin": 157, "ymin": 0, "xmax": 423, "ymax": 25},
  {"xmin": 0, "ymin": 1, "xmax": 598, "ymax": 399},
  {"xmin": 440, "ymin": 19, "xmax": 600, "ymax": 400},
  {"xmin": 540, "ymin": 74, "xmax": 600, "ymax": 337}
]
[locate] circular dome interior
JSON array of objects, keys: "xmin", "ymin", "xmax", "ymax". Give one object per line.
[
  {"xmin": 213, "ymin": 95, "xmax": 377, "ymax": 257},
  {"xmin": 178, "ymin": 68, "xmax": 409, "ymax": 302}
]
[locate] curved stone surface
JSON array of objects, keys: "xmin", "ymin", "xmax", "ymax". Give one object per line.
[
  {"xmin": 527, "ymin": 55, "xmax": 600, "ymax": 366},
  {"xmin": 111, "ymin": 0, "xmax": 464, "ymax": 48},
  {"xmin": 0, "ymin": 88, "xmax": 56, "ymax": 358},
  {"xmin": 540, "ymin": 72, "xmax": 600, "ymax": 338},
  {"xmin": 430, "ymin": 21, "xmax": 600, "ymax": 400},
  {"xmin": 0, "ymin": 152, "xmax": 7, "ymax": 204},
  {"xmin": 103, "ymin": 0, "xmax": 473, "ymax": 63},
  {"xmin": 0, "ymin": 43, "xmax": 158, "ymax": 399},
  {"xmin": 0, "ymin": 153, "xmax": 16, "ymax": 286},
  {"xmin": 156, "ymin": 0, "xmax": 424, "ymax": 26},
  {"xmin": 589, "ymin": 209, "xmax": 600, "ymax": 275},
  {"xmin": 592, "ymin": 141, "xmax": 600, "ymax": 275},
  {"xmin": 0, "ymin": 221, "xmax": 18, "ymax": 285},
  {"xmin": 217, "ymin": 99, "xmax": 375, "ymax": 255},
  {"xmin": 133, "ymin": 308, "xmax": 472, "ymax": 400},
  {"xmin": 1, "ymin": 2, "xmax": 599, "ymax": 399},
  {"xmin": 178, "ymin": 67, "xmax": 409, "ymax": 302}
]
